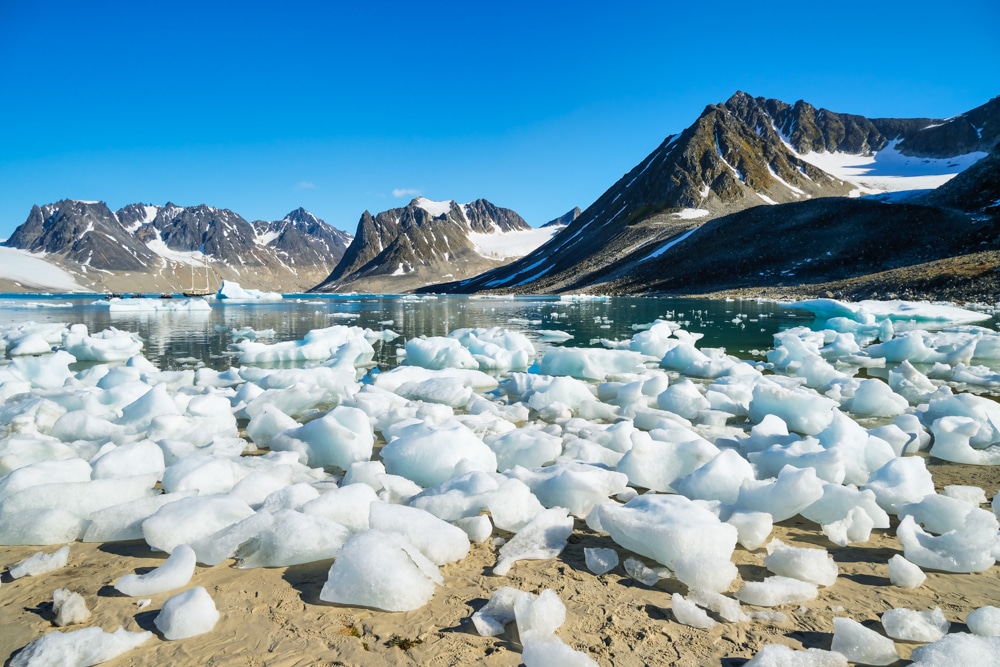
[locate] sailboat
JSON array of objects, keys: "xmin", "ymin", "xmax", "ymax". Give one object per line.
[{"xmin": 183, "ymin": 258, "xmax": 214, "ymax": 297}]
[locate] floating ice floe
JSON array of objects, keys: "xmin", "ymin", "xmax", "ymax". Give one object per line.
[{"xmin": 215, "ymin": 280, "xmax": 283, "ymax": 302}]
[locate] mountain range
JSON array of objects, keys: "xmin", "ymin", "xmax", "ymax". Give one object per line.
[
  {"xmin": 3, "ymin": 91, "xmax": 998, "ymax": 299},
  {"xmin": 312, "ymin": 197, "xmax": 564, "ymax": 293},
  {"xmin": 2, "ymin": 202, "xmax": 352, "ymax": 293}
]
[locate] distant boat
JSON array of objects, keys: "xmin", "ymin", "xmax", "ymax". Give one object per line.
[{"xmin": 183, "ymin": 258, "xmax": 215, "ymax": 297}]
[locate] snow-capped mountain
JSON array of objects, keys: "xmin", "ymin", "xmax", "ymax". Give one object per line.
[
  {"xmin": 433, "ymin": 92, "xmax": 999, "ymax": 295},
  {"xmin": 312, "ymin": 197, "xmax": 561, "ymax": 293},
  {"xmin": 3, "ymin": 202, "xmax": 352, "ymax": 293}
]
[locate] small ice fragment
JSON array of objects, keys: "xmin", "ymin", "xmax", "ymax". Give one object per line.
[
  {"xmin": 763, "ymin": 539, "xmax": 838, "ymax": 586},
  {"xmin": 734, "ymin": 576, "xmax": 818, "ymax": 607},
  {"xmin": 9, "ymin": 546, "xmax": 70, "ymax": 579},
  {"xmin": 623, "ymin": 557, "xmax": 660, "ymax": 586},
  {"xmin": 671, "ymin": 593, "xmax": 716, "ymax": 629},
  {"xmin": 114, "ymin": 544, "xmax": 196, "ymax": 597},
  {"xmin": 584, "ymin": 547, "xmax": 619, "ymax": 575},
  {"xmin": 493, "ymin": 508, "xmax": 573, "ymax": 576},
  {"xmin": 471, "ymin": 587, "xmax": 533, "ymax": 636},
  {"xmin": 672, "ymin": 556, "xmax": 738, "ymax": 593},
  {"xmin": 687, "ymin": 590, "xmax": 748, "ymax": 623},
  {"xmin": 830, "ymin": 617, "xmax": 898, "ymax": 666},
  {"xmin": 887, "ymin": 554, "xmax": 926, "ymax": 588},
  {"xmin": 52, "ymin": 589, "xmax": 90, "ymax": 627},
  {"xmin": 154, "ymin": 587, "xmax": 220, "ymax": 641}
]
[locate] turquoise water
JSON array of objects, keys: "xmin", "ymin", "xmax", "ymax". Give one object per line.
[{"xmin": 0, "ymin": 293, "xmax": 977, "ymax": 372}]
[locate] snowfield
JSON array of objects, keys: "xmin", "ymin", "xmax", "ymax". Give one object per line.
[
  {"xmin": 3, "ymin": 297, "xmax": 1000, "ymax": 664},
  {"xmin": 0, "ymin": 247, "xmax": 85, "ymax": 291}
]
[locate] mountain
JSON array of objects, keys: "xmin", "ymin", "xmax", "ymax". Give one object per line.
[
  {"xmin": 601, "ymin": 139, "xmax": 1000, "ymax": 302},
  {"xmin": 543, "ymin": 207, "xmax": 581, "ymax": 228},
  {"xmin": 311, "ymin": 197, "xmax": 561, "ymax": 293},
  {"xmin": 429, "ymin": 92, "xmax": 999, "ymax": 295},
  {"xmin": 2, "ymin": 202, "xmax": 352, "ymax": 293}
]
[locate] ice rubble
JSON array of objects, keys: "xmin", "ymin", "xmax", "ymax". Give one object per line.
[{"xmin": 3, "ymin": 297, "xmax": 1000, "ymax": 661}]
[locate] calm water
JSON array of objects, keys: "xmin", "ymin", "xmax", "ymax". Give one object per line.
[{"xmin": 1, "ymin": 293, "xmax": 986, "ymax": 372}]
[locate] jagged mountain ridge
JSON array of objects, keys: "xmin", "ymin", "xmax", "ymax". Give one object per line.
[
  {"xmin": 3, "ymin": 200, "xmax": 352, "ymax": 292},
  {"xmin": 312, "ymin": 197, "xmax": 558, "ymax": 293},
  {"xmin": 429, "ymin": 92, "xmax": 999, "ymax": 295}
]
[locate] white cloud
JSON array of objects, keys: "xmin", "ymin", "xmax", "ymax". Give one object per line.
[
  {"xmin": 296, "ymin": 181, "xmax": 317, "ymax": 190},
  {"xmin": 392, "ymin": 188, "xmax": 421, "ymax": 198}
]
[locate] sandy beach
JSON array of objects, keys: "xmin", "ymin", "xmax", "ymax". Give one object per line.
[{"xmin": 2, "ymin": 459, "xmax": 998, "ymax": 666}]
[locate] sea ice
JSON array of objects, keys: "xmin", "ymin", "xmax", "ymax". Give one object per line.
[
  {"xmin": 829, "ymin": 617, "xmax": 899, "ymax": 666},
  {"xmin": 887, "ymin": 554, "xmax": 926, "ymax": 588},
  {"xmin": 672, "ymin": 555, "xmax": 738, "ymax": 593},
  {"xmin": 736, "ymin": 465, "xmax": 825, "ymax": 522},
  {"xmin": 380, "ymin": 419, "xmax": 497, "ymax": 488},
  {"xmin": 506, "ymin": 461, "xmax": 629, "ymax": 518},
  {"xmin": 215, "ymin": 280, "xmax": 282, "ymax": 301},
  {"xmin": 471, "ymin": 586, "xmax": 533, "ymax": 636},
  {"xmin": 763, "ymin": 539, "xmax": 838, "ymax": 586},
  {"xmin": 674, "ymin": 448, "xmax": 756, "ymax": 504},
  {"xmin": 540, "ymin": 346, "xmax": 651, "ymax": 380},
  {"xmin": 687, "ymin": 590, "xmax": 748, "ymax": 623},
  {"xmin": 142, "ymin": 494, "xmax": 255, "ymax": 555},
  {"xmin": 896, "ymin": 511, "xmax": 998, "ymax": 573},
  {"xmin": 154, "ymin": 586, "xmax": 220, "ymax": 640},
  {"xmin": 864, "ymin": 456, "xmax": 935, "ymax": 514},
  {"xmin": 115, "ymin": 544, "xmax": 196, "ymax": 596},
  {"xmin": 269, "ymin": 406, "xmax": 374, "ymax": 470},
  {"xmin": 320, "ymin": 530, "xmax": 442, "ymax": 611},
  {"xmin": 623, "ymin": 557, "xmax": 661, "ymax": 586}
]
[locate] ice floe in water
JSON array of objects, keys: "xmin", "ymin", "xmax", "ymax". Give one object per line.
[{"xmin": 2, "ymin": 296, "xmax": 1000, "ymax": 662}]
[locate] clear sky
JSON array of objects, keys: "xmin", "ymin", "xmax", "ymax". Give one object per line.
[{"xmin": 1, "ymin": 0, "xmax": 998, "ymax": 238}]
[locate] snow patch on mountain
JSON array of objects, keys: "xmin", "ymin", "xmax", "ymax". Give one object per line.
[
  {"xmin": 0, "ymin": 247, "xmax": 85, "ymax": 290},
  {"xmin": 414, "ymin": 198, "xmax": 453, "ymax": 217},
  {"xmin": 469, "ymin": 225, "xmax": 563, "ymax": 260}
]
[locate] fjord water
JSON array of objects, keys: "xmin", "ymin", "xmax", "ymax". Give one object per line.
[{"xmin": 0, "ymin": 294, "xmax": 825, "ymax": 371}]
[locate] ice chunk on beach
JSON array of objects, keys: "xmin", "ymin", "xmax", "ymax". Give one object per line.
[
  {"xmin": 943, "ymin": 484, "xmax": 988, "ymax": 506},
  {"xmin": 83, "ymin": 491, "xmax": 196, "ymax": 542},
  {"xmin": 687, "ymin": 590, "xmax": 748, "ymax": 623},
  {"xmin": 896, "ymin": 511, "xmax": 998, "ymax": 573},
  {"xmin": 10, "ymin": 626, "xmax": 152, "ymax": 667},
  {"xmin": 888, "ymin": 554, "xmax": 926, "ymax": 588},
  {"xmin": 154, "ymin": 586, "xmax": 220, "ymax": 640},
  {"xmin": 674, "ymin": 448, "xmax": 756, "ymax": 505},
  {"xmin": 623, "ymin": 556, "xmax": 661, "ymax": 585},
  {"xmin": 588, "ymin": 493, "xmax": 737, "ymax": 568},
  {"xmin": 921, "ymin": 391, "xmax": 1000, "ymax": 448},
  {"xmin": 910, "ymin": 633, "xmax": 1000, "ymax": 665},
  {"xmin": 737, "ymin": 466, "xmax": 825, "ymax": 522},
  {"xmin": 743, "ymin": 644, "xmax": 848, "ymax": 667},
  {"xmin": 9, "ymin": 545, "xmax": 70, "ymax": 578},
  {"xmin": 115, "ymin": 544, "xmax": 196, "ymax": 596},
  {"xmin": 514, "ymin": 588, "xmax": 566, "ymax": 642},
  {"xmin": 764, "ymin": 539, "xmax": 838, "ymax": 586},
  {"xmin": 734, "ymin": 576, "xmax": 818, "ymax": 607},
  {"xmin": 830, "ymin": 617, "xmax": 898, "ymax": 666},
  {"xmin": 52, "ymin": 588, "xmax": 90, "ymax": 627},
  {"xmin": 0, "ymin": 508, "xmax": 85, "ymax": 545},
  {"xmin": 671, "ymin": 592, "xmax": 717, "ymax": 629},
  {"xmin": 672, "ymin": 556, "xmax": 738, "ymax": 593},
  {"xmin": 584, "ymin": 547, "xmax": 619, "ymax": 575},
  {"xmin": 881, "ymin": 607, "xmax": 949, "ymax": 642},
  {"xmin": 967, "ymin": 606, "xmax": 1000, "ymax": 636},
  {"xmin": 616, "ymin": 428, "xmax": 719, "ymax": 492},
  {"xmin": 494, "ymin": 507, "xmax": 573, "ymax": 576},
  {"xmin": 802, "ymin": 483, "xmax": 890, "ymax": 529},
  {"xmin": 233, "ymin": 325, "xmax": 373, "ymax": 365},
  {"xmin": 486, "ymin": 428, "xmax": 563, "ymax": 472},
  {"xmin": 844, "ymin": 379, "xmax": 908, "ymax": 417},
  {"xmin": 748, "ymin": 382, "xmax": 838, "ymax": 435},
  {"xmin": 864, "ymin": 456, "xmax": 935, "ymax": 514},
  {"xmin": 897, "ymin": 493, "xmax": 987, "ymax": 535},
  {"xmin": 822, "ymin": 506, "xmax": 875, "ymax": 546},
  {"xmin": 723, "ymin": 508, "xmax": 773, "ymax": 551},
  {"xmin": 929, "ymin": 416, "xmax": 1000, "ymax": 465},
  {"xmin": 269, "ymin": 406, "xmax": 373, "ymax": 470},
  {"xmin": 368, "ymin": 501, "xmax": 470, "ymax": 565},
  {"xmin": 449, "ymin": 327, "xmax": 536, "ymax": 371},
  {"xmin": 320, "ymin": 530, "xmax": 442, "ymax": 611},
  {"xmin": 380, "ymin": 419, "xmax": 497, "ymax": 488},
  {"xmin": 522, "ymin": 636, "xmax": 599, "ymax": 667},
  {"xmin": 506, "ymin": 461, "xmax": 629, "ymax": 518},
  {"xmin": 234, "ymin": 509, "xmax": 352, "ymax": 569},
  {"xmin": 471, "ymin": 586, "xmax": 533, "ymax": 636},
  {"xmin": 142, "ymin": 495, "xmax": 255, "ymax": 555},
  {"xmin": 408, "ymin": 471, "xmax": 543, "ymax": 532}
]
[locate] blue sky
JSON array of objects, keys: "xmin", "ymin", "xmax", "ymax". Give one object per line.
[{"xmin": 1, "ymin": 0, "xmax": 998, "ymax": 238}]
